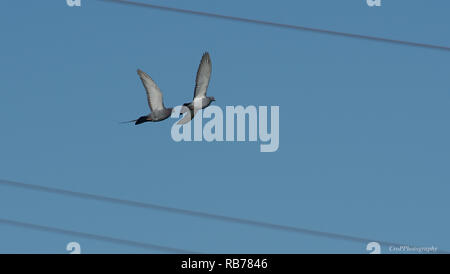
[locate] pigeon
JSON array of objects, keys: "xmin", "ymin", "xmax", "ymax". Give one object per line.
[
  {"xmin": 178, "ymin": 52, "xmax": 215, "ymax": 125},
  {"xmin": 123, "ymin": 69, "xmax": 173, "ymax": 125}
]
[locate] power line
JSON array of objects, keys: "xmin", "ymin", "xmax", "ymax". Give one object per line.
[
  {"xmin": 99, "ymin": 0, "xmax": 450, "ymax": 52},
  {"xmin": 0, "ymin": 179, "xmax": 439, "ymax": 251},
  {"xmin": 0, "ymin": 218, "xmax": 196, "ymax": 253}
]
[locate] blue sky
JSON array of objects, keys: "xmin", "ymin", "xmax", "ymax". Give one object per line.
[{"xmin": 0, "ymin": 0, "xmax": 449, "ymax": 253}]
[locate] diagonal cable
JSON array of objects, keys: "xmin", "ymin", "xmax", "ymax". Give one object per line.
[
  {"xmin": 1, "ymin": 179, "xmax": 444, "ymax": 252},
  {"xmin": 0, "ymin": 218, "xmax": 197, "ymax": 253},
  {"xmin": 98, "ymin": 0, "xmax": 450, "ymax": 52}
]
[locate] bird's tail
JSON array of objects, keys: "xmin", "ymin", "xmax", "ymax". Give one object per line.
[
  {"xmin": 119, "ymin": 119, "xmax": 137, "ymax": 124},
  {"xmin": 120, "ymin": 116, "xmax": 151, "ymax": 125},
  {"xmin": 135, "ymin": 116, "xmax": 151, "ymax": 125}
]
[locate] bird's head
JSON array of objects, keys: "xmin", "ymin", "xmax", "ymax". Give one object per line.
[{"xmin": 210, "ymin": 96, "xmax": 216, "ymax": 102}]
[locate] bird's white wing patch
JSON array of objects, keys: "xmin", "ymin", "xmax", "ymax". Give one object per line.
[
  {"xmin": 193, "ymin": 52, "xmax": 212, "ymax": 99},
  {"xmin": 137, "ymin": 69, "xmax": 165, "ymax": 112}
]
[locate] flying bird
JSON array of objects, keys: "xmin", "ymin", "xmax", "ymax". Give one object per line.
[
  {"xmin": 178, "ymin": 52, "xmax": 215, "ymax": 125},
  {"xmin": 123, "ymin": 69, "xmax": 173, "ymax": 125}
]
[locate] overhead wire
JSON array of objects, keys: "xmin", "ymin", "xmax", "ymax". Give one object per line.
[
  {"xmin": 99, "ymin": 0, "xmax": 450, "ymax": 52},
  {"xmin": 1, "ymin": 179, "xmax": 443, "ymax": 252},
  {"xmin": 0, "ymin": 217, "xmax": 197, "ymax": 253}
]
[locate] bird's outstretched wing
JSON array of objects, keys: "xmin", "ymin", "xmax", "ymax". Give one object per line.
[
  {"xmin": 193, "ymin": 52, "xmax": 212, "ymax": 99},
  {"xmin": 137, "ymin": 69, "xmax": 165, "ymax": 112}
]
